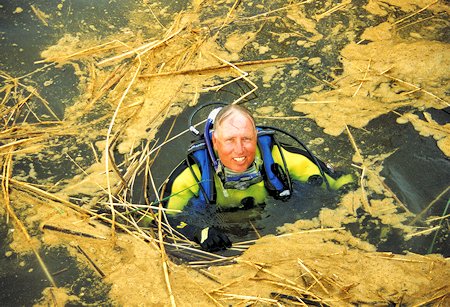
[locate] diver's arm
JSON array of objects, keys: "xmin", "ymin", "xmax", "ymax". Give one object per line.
[
  {"xmin": 272, "ymin": 145, "xmax": 353, "ymax": 190},
  {"xmin": 163, "ymin": 165, "xmax": 231, "ymax": 251},
  {"xmin": 164, "ymin": 165, "xmax": 200, "ymax": 211}
]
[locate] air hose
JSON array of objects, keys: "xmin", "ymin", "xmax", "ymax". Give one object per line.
[
  {"xmin": 187, "ymin": 102, "xmax": 331, "ymax": 190},
  {"xmin": 257, "ymin": 125, "xmax": 332, "ymax": 191}
]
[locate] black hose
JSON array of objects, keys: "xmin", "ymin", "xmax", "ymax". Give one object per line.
[
  {"xmin": 257, "ymin": 125, "xmax": 331, "ymax": 191},
  {"xmin": 187, "ymin": 104, "xmax": 331, "ymax": 190},
  {"xmin": 188, "ymin": 101, "xmax": 228, "ymax": 133}
]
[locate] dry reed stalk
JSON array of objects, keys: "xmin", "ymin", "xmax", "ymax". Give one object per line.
[
  {"xmin": 0, "ymin": 137, "xmax": 42, "ymax": 153},
  {"xmin": 187, "ymin": 274, "xmax": 224, "ymax": 307},
  {"xmin": 219, "ymin": 0, "xmax": 241, "ymax": 30},
  {"xmin": 315, "ymin": 0, "xmax": 350, "ymax": 21},
  {"xmin": 306, "ymin": 72, "xmax": 337, "ymax": 89},
  {"xmin": 276, "ymin": 227, "xmax": 345, "ymax": 238},
  {"xmin": 188, "ymin": 252, "xmax": 233, "ymax": 265},
  {"xmin": 17, "ymin": 82, "xmax": 61, "ymax": 121},
  {"xmin": 90, "ymin": 142, "xmax": 99, "ymax": 163},
  {"xmin": 139, "ymin": 57, "xmax": 298, "ymax": 78},
  {"xmin": 86, "ymin": 62, "xmax": 98, "ymax": 97},
  {"xmin": 405, "ymin": 225, "xmax": 441, "ymax": 238},
  {"xmin": 62, "ymin": 153, "xmax": 120, "ymax": 202},
  {"xmin": 241, "ymin": 0, "xmax": 312, "ymax": 20},
  {"xmin": 249, "ymin": 220, "xmax": 261, "ymax": 239},
  {"xmin": 17, "ymin": 63, "xmax": 55, "ymax": 80},
  {"xmin": 344, "ymin": 125, "xmax": 372, "ymax": 214},
  {"xmin": 98, "ymin": 27, "xmax": 184, "ymax": 66},
  {"xmin": 409, "ymin": 185, "xmax": 450, "ymax": 225},
  {"xmin": 160, "ymin": 223, "xmax": 176, "ymax": 307},
  {"xmin": 75, "ymin": 244, "xmax": 106, "ymax": 278},
  {"xmin": 360, "ymin": 166, "xmax": 372, "ymax": 214},
  {"xmin": 8, "ymin": 176, "xmax": 162, "ymax": 257},
  {"xmin": 104, "ymin": 55, "xmax": 141, "ymax": 240},
  {"xmin": 258, "ymin": 278, "xmax": 324, "ymax": 302},
  {"xmin": 380, "ymin": 72, "xmax": 449, "ymax": 106},
  {"xmin": 30, "ymin": 4, "xmax": 49, "ymax": 26},
  {"xmin": 365, "ymin": 253, "xmax": 426, "ymax": 263},
  {"xmin": 220, "ymin": 293, "xmax": 279, "ymax": 304},
  {"xmin": 297, "ymin": 259, "xmax": 329, "ymax": 294},
  {"xmin": 198, "ymin": 269, "xmax": 222, "ymax": 284},
  {"xmin": 7, "ymin": 177, "xmax": 92, "ymax": 217},
  {"xmin": 35, "ymin": 40, "xmax": 124, "ymax": 64},
  {"xmin": 344, "ymin": 124, "xmax": 363, "ymax": 162},
  {"xmin": 208, "ymin": 53, "xmax": 258, "ymax": 105},
  {"xmin": 393, "ymin": 0, "xmax": 439, "ymax": 25},
  {"xmin": 104, "ymin": 202, "xmax": 181, "ymax": 213},
  {"xmin": 146, "ymin": 166, "xmax": 176, "ymax": 307},
  {"xmin": 1, "ymin": 151, "xmax": 12, "ymax": 223},
  {"xmin": 412, "ymin": 286, "xmax": 449, "ymax": 307},
  {"xmin": 210, "ymin": 273, "xmax": 254, "ymax": 294},
  {"xmin": 238, "ymin": 259, "xmax": 301, "ymax": 288},
  {"xmin": 42, "ymin": 224, "xmax": 107, "ymax": 240},
  {"xmin": 427, "ymin": 214, "xmax": 450, "ymax": 222},
  {"xmin": 147, "ymin": 5, "xmax": 166, "ymax": 30},
  {"xmin": 396, "ymin": 15, "xmax": 436, "ymax": 31},
  {"xmin": 2, "ymin": 152, "xmax": 57, "ymax": 287},
  {"xmin": 0, "ymin": 123, "xmax": 64, "ymax": 139},
  {"xmin": 90, "ymin": 63, "xmax": 131, "ymax": 104},
  {"xmin": 353, "ymin": 59, "xmax": 371, "ymax": 97},
  {"xmin": 369, "ymin": 169, "xmax": 410, "ymax": 213},
  {"xmin": 4, "ymin": 90, "xmax": 33, "ymax": 123}
]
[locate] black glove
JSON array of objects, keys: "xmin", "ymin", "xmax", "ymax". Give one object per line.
[{"xmin": 193, "ymin": 227, "xmax": 232, "ymax": 252}]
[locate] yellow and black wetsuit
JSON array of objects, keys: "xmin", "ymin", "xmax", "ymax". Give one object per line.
[
  {"xmin": 158, "ymin": 130, "xmax": 353, "ymax": 251},
  {"xmin": 162, "ymin": 144, "xmax": 353, "ymax": 212}
]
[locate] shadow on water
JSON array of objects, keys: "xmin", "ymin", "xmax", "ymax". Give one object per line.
[
  {"xmin": 0, "ymin": 220, "xmax": 112, "ymax": 306},
  {"xmin": 346, "ymin": 108, "xmax": 450, "ymax": 256}
]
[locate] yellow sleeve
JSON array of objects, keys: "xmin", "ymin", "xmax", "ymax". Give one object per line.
[
  {"xmin": 271, "ymin": 146, "xmax": 353, "ymax": 190},
  {"xmin": 165, "ymin": 165, "xmax": 201, "ymax": 211}
]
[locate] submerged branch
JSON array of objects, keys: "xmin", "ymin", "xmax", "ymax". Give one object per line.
[
  {"xmin": 139, "ymin": 57, "xmax": 298, "ymax": 78},
  {"xmin": 42, "ymin": 224, "xmax": 107, "ymax": 240}
]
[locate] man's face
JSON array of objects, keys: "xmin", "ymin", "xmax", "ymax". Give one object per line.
[{"xmin": 212, "ymin": 112, "xmax": 257, "ymax": 172}]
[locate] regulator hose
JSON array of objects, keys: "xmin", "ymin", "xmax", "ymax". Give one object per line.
[{"xmin": 257, "ymin": 125, "xmax": 331, "ymax": 191}]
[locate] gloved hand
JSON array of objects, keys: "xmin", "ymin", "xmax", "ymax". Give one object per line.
[{"xmin": 193, "ymin": 227, "xmax": 232, "ymax": 252}]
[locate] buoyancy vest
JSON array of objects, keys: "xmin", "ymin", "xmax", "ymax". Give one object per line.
[{"xmin": 186, "ymin": 128, "xmax": 291, "ymax": 208}]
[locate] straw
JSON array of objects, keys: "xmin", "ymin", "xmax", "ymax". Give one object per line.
[
  {"xmin": 139, "ymin": 57, "xmax": 298, "ymax": 78},
  {"xmin": 2, "ymin": 152, "xmax": 57, "ymax": 288},
  {"xmin": 393, "ymin": 0, "xmax": 439, "ymax": 25},
  {"xmin": 297, "ymin": 259, "xmax": 329, "ymax": 294}
]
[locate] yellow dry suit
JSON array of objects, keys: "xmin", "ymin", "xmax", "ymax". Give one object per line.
[{"xmin": 161, "ymin": 129, "xmax": 353, "ymax": 212}]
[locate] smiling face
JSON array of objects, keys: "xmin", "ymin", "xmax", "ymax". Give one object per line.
[{"xmin": 212, "ymin": 108, "xmax": 257, "ymax": 172}]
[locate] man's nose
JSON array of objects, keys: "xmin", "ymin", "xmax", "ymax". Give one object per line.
[{"xmin": 234, "ymin": 140, "xmax": 244, "ymax": 154}]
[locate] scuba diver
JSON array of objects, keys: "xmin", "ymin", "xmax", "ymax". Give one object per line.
[{"xmin": 159, "ymin": 103, "xmax": 353, "ymax": 252}]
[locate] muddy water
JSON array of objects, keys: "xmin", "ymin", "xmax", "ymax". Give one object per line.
[{"xmin": 1, "ymin": 0, "xmax": 449, "ymax": 305}]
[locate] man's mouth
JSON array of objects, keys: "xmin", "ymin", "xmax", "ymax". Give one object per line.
[{"xmin": 233, "ymin": 157, "xmax": 245, "ymax": 162}]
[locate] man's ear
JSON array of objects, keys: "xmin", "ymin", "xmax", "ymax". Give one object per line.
[{"xmin": 212, "ymin": 131, "xmax": 217, "ymax": 148}]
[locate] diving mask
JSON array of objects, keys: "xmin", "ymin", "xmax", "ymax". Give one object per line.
[{"xmin": 219, "ymin": 160, "xmax": 263, "ymax": 190}]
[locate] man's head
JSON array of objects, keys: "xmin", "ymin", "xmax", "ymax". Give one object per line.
[{"xmin": 212, "ymin": 105, "xmax": 257, "ymax": 172}]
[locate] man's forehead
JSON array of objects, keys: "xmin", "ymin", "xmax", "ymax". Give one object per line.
[
  {"xmin": 220, "ymin": 111, "xmax": 254, "ymax": 127},
  {"xmin": 215, "ymin": 114, "xmax": 256, "ymax": 136}
]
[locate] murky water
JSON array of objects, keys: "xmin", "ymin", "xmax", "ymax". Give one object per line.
[{"xmin": 1, "ymin": 0, "xmax": 449, "ymax": 305}]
